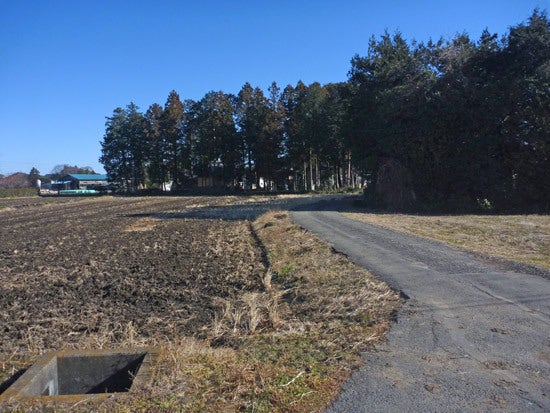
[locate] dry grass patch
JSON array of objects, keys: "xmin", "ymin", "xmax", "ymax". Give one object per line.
[
  {"xmin": 232, "ymin": 211, "xmax": 400, "ymax": 411},
  {"xmin": 343, "ymin": 212, "xmax": 550, "ymax": 269},
  {"xmin": 122, "ymin": 217, "xmax": 160, "ymax": 232}
]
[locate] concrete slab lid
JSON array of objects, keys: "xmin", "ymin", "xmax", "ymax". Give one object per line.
[{"xmin": 0, "ymin": 347, "xmax": 159, "ymax": 404}]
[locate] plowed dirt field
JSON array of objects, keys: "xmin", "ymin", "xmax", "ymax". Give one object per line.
[{"xmin": 0, "ymin": 196, "xmax": 275, "ymax": 356}]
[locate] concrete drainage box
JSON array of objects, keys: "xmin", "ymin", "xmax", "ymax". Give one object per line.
[{"xmin": 0, "ymin": 348, "xmax": 158, "ymax": 403}]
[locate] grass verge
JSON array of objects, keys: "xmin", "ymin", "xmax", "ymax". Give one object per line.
[
  {"xmin": 0, "ymin": 188, "xmax": 37, "ymax": 198},
  {"xmin": 1, "ymin": 211, "xmax": 400, "ymax": 412},
  {"xmin": 343, "ymin": 212, "xmax": 550, "ymax": 270}
]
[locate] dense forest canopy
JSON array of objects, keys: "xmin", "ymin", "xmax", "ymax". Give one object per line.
[{"xmin": 100, "ymin": 10, "xmax": 549, "ymax": 212}]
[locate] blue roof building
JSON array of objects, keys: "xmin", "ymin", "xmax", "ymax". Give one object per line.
[
  {"xmin": 67, "ymin": 174, "xmax": 108, "ymax": 181},
  {"xmin": 60, "ymin": 174, "xmax": 109, "ymax": 190}
]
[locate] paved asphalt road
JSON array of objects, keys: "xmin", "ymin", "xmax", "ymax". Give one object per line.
[{"xmin": 290, "ymin": 199, "xmax": 550, "ymax": 412}]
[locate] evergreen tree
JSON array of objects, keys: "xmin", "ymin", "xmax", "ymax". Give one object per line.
[
  {"xmin": 187, "ymin": 91, "xmax": 240, "ymax": 186},
  {"xmin": 236, "ymin": 84, "xmax": 269, "ymax": 188},
  {"xmin": 161, "ymin": 91, "xmax": 186, "ymax": 189},
  {"xmin": 99, "ymin": 103, "xmax": 146, "ymax": 191},
  {"xmin": 29, "ymin": 167, "xmax": 41, "ymax": 187},
  {"xmin": 235, "ymin": 83, "xmax": 256, "ymax": 188},
  {"xmin": 144, "ymin": 103, "xmax": 165, "ymax": 188},
  {"xmin": 321, "ymin": 82, "xmax": 350, "ymax": 189},
  {"xmin": 498, "ymin": 9, "xmax": 550, "ymax": 210},
  {"xmin": 258, "ymin": 82, "xmax": 286, "ymax": 190},
  {"xmin": 125, "ymin": 103, "xmax": 147, "ymax": 190},
  {"xmin": 283, "ymin": 81, "xmax": 309, "ymax": 190},
  {"xmin": 100, "ymin": 107, "xmax": 129, "ymax": 187}
]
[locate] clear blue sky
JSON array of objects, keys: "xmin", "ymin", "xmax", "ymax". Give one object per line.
[{"xmin": 0, "ymin": 0, "xmax": 546, "ymax": 175}]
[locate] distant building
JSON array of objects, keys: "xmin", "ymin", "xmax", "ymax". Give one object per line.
[
  {"xmin": 196, "ymin": 176, "xmax": 223, "ymax": 188},
  {"xmin": 59, "ymin": 174, "xmax": 109, "ymax": 190}
]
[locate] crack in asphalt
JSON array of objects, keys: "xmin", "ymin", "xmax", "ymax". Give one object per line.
[{"xmin": 470, "ymin": 283, "xmax": 550, "ymax": 323}]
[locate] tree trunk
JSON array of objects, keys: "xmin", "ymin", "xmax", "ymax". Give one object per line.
[
  {"xmin": 309, "ymin": 149, "xmax": 314, "ymax": 191},
  {"xmin": 302, "ymin": 162, "xmax": 307, "ymax": 192},
  {"xmin": 347, "ymin": 152, "xmax": 352, "ymax": 187},
  {"xmin": 315, "ymin": 157, "xmax": 320, "ymax": 189}
]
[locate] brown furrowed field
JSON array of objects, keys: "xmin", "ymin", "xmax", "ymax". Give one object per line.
[
  {"xmin": 0, "ymin": 196, "xmax": 268, "ymax": 354},
  {"xmin": 0, "ymin": 196, "xmax": 399, "ymax": 412}
]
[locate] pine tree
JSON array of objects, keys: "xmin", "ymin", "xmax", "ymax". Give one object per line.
[
  {"xmin": 161, "ymin": 91, "xmax": 185, "ymax": 190},
  {"xmin": 144, "ymin": 103, "xmax": 165, "ymax": 188}
]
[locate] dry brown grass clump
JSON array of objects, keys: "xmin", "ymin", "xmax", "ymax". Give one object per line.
[{"xmin": 344, "ymin": 212, "xmax": 550, "ymax": 269}]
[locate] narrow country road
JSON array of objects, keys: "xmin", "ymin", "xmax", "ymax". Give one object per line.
[{"xmin": 290, "ymin": 199, "xmax": 550, "ymax": 412}]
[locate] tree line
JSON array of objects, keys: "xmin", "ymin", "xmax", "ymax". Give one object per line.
[
  {"xmin": 100, "ymin": 10, "xmax": 549, "ymax": 212},
  {"xmin": 100, "ymin": 82, "xmax": 355, "ymax": 193}
]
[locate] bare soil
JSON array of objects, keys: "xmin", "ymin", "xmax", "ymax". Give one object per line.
[
  {"xmin": 0, "ymin": 196, "xmax": 270, "ymax": 356},
  {"xmin": 0, "ymin": 195, "xmax": 81, "ymax": 210}
]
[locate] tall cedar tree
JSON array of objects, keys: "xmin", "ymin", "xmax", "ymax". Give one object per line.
[
  {"xmin": 144, "ymin": 103, "xmax": 165, "ymax": 188},
  {"xmin": 161, "ymin": 91, "xmax": 185, "ymax": 189}
]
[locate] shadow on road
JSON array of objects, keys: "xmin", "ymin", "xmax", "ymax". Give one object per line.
[{"xmin": 124, "ymin": 194, "xmax": 359, "ymax": 222}]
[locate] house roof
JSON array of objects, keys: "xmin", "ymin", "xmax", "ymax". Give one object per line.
[{"xmin": 67, "ymin": 174, "xmax": 108, "ymax": 181}]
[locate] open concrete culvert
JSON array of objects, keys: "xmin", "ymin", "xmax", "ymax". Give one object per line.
[{"xmin": 0, "ymin": 348, "xmax": 158, "ymax": 403}]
